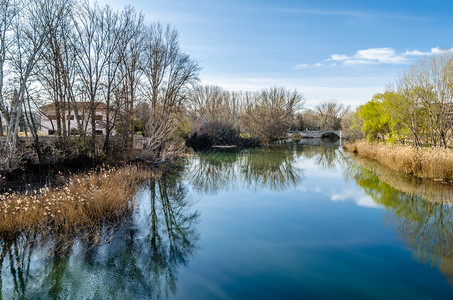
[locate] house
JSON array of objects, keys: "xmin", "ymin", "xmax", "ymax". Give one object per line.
[
  {"xmin": 40, "ymin": 102, "xmax": 114, "ymax": 136},
  {"xmin": 0, "ymin": 112, "xmax": 35, "ymax": 137}
]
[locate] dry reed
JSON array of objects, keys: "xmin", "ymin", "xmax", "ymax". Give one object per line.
[
  {"xmin": 343, "ymin": 140, "xmax": 453, "ymax": 181},
  {"xmin": 0, "ymin": 165, "xmax": 159, "ymax": 240},
  {"xmin": 351, "ymin": 155, "xmax": 453, "ymax": 204}
]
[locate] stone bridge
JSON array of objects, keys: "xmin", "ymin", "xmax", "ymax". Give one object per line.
[{"xmin": 286, "ymin": 130, "xmax": 342, "ymax": 139}]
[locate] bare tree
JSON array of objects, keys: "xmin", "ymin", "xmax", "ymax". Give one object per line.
[
  {"xmin": 241, "ymin": 87, "xmax": 305, "ymax": 145},
  {"xmin": 103, "ymin": 6, "xmax": 144, "ymax": 151},
  {"xmin": 2, "ymin": 0, "xmax": 53, "ymax": 171},
  {"xmin": 396, "ymin": 51, "xmax": 453, "ymax": 147},
  {"xmin": 0, "ymin": 0, "xmax": 19, "ymax": 124},
  {"xmin": 72, "ymin": 1, "xmax": 114, "ymax": 154},
  {"xmin": 315, "ymin": 100, "xmax": 350, "ymax": 130},
  {"xmin": 35, "ymin": 0, "xmax": 76, "ymax": 138},
  {"xmin": 140, "ymin": 23, "xmax": 199, "ymax": 161}
]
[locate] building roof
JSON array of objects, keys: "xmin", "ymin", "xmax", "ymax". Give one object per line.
[{"xmin": 40, "ymin": 102, "xmax": 109, "ymax": 111}]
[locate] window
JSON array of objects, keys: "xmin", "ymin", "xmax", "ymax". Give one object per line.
[
  {"xmin": 48, "ymin": 129, "xmax": 55, "ymax": 135},
  {"xmin": 95, "ymin": 130, "xmax": 103, "ymax": 135},
  {"xmin": 68, "ymin": 115, "xmax": 75, "ymax": 120},
  {"xmin": 95, "ymin": 115, "xmax": 103, "ymax": 121}
]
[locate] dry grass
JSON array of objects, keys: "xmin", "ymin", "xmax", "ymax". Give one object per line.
[
  {"xmin": 344, "ymin": 140, "xmax": 453, "ymax": 181},
  {"xmin": 0, "ymin": 165, "xmax": 159, "ymax": 240}
]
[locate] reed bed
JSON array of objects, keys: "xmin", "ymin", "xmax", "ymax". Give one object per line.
[
  {"xmin": 0, "ymin": 165, "xmax": 158, "ymax": 240},
  {"xmin": 343, "ymin": 140, "xmax": 453, "ymax": 181},
  {"xmin": 351, "ymin": 155, "xmax": 453, "ymax": 204}
]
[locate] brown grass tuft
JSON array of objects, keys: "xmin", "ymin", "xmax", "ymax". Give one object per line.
[
  {"xmin": 343, "ymin": 140, "xmax": 453, "ymax": 181},
  {"xmin": 0, "ymin": 165, "xmax": 159, "ymax": 240}
]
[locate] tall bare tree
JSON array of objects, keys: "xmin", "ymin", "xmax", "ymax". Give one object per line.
[
  {"xmin": 2, "ymin": 0, "xmax": 53, "ymax": 171},
  {"xmin": 72, "ymin": 1, "xmax": 113, "ymax": 154},
  {"xmin": 141, "ymin": 23, "xmax": 199, "ymax": 161},
  {"xmin": 0, "ymin": 0, "xmax": 19, "ymax": 126},
  {"xmin": 36, "ymin": 0, "xmax": 76, "ymax": 138}
]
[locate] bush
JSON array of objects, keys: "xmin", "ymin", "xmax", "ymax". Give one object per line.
[{"xmin": 291, "ymin": 133, "xmax": 302, "ymax": 142}]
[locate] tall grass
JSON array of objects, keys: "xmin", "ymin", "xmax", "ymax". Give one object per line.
[
  {"xmin": 350, "ymin": 155, "xmax": 453, "ymax": 204},
  {"xmin": 343, "ymin": 140, "xmax": 453, "ymax": 181},
  {"xmin": 0, "ymin": 165, "xmax": 158, "ymax": 240}
]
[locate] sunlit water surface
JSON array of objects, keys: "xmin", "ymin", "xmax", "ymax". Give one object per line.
[{"xmin": 1, "ymin": 142, "xmax": 453, "ymax": 299}]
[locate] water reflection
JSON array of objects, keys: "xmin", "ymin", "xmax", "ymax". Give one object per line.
[
  {"xmin": 296, "ymin": 142, "xmax": 350, "ymax": 170},
  {"xmin": 240, "ymin": 147, "xmax": 302, "ymax": 191},
  {"xmin": 187, "ymin": 143, "xmax": 353, "ymax": 195},
  {"xmin": 0, "ymin": 175, "xmax": 199, "ymax": 299},
  {"xmin": 345, "ymin": 158, "xmax": 453, "ymax": 285},
  {"xmin": 188, "ymin": 144, "xmax": 307, "ymax": 194}
]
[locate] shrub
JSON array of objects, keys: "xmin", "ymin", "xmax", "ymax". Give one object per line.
[{"xmin": 291, "ymin": 133, "xmax": 302, "ymax": 142}]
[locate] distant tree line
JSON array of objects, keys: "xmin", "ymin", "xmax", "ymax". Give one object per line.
[
  {"xmin": 293, "ymin": 100, "xmax": 351, "ymax": 132},
  {"xmin": 353, "ymin": 51, "xmax": 453, "ymax": 147},
  {"xmin": 186, "ymin": 85, "xmax": 305, "ymax": 147}
]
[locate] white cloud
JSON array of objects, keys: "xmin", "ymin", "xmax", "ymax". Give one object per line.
[
  {"xmin": 294, "ymin": 63, "xmax": 309, "ymax": 69},
  {"xmin": 294, "ymin": 63, "xmax": 324, "ymax": 69},
  {"xmin": 330, "ymin": 54, "xmax": 349, "ymax": 61},
  {"xmin": 330, "ymin": 191, "xmax": 381, "ymax": 208},
  {"xmin": 326, "ymin": 47, "xmax": 452, "ymax": 66},
  {"xmin": 403, "ymin": 47, "xmax": 447, "ymax": 56},
  {"xmin": 343, "ymin": 59, "xmax": 379, "ymax": 66}
]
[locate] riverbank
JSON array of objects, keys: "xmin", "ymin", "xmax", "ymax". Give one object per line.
[
  {"xmin": 343, "ymin": 140, "xmax": 453, "ymax": 182},
  {"xmin": 0, "ymin": 165, "xmax": 160, "ymax": 242},
  {"xmin": 348, "ymin": 154, "xmax": 453, "ymax": 204}
]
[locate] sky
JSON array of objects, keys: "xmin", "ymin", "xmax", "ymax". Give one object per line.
[{"xmin": 98, "ymin": 0, "xmax": 453, "ymax": 108}]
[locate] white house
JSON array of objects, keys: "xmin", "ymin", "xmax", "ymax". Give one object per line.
[{"xmin": 40, "ymin": 102, "xmax": 114, "ymax": 136}]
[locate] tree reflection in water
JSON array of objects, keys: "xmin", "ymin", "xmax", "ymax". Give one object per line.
[
  {"xmin": 296, "ymin": 141, "xmax": 350, "ymax": 170},
  {"xmin": 0, "ymin": 174, "xmax": 199, "ymax": 299},
  {"xmin": 345, "ymin": 159, "xmax": 453, "ymax": 285},
  {"xmin": 188, "ymin": 144, "xmax": 307, "ymax": 194},
  {"xmin": 187, "ymin": 142, "xmax": 353, "ymax": 195}
]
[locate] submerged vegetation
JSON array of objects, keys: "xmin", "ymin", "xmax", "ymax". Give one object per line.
[
  {"xmin": 344, "ymin": 140, "xmax": 453, "ymax": 181},
  {"xmin": 0, "ymin": 165, "xmax": 157, "ymax": 241}
]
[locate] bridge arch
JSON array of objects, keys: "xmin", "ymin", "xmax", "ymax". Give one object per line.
[{"xmin": 321, "ymin": 131, "xmax": 340, "ymax": 139}]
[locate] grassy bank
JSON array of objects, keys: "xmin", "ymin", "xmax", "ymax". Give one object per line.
[
  {"xmin": 349, "ymin": 155, "xmax": 453, "ymax": 204},
  {"xmin": 343, "ymin": 140, "xmax": 453, "ymax": 181},
  {"xmin": 0, "ymin": 165, "xmax": 159, "ymax": 240}
]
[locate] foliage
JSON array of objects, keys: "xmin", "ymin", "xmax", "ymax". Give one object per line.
[
  {"xmin": 354, "ymin": 51, "xmax": 453, "ymax": 147},
  {"xmin": 356, "ymin": 92, "xmax": 407, "ymax": 142}
]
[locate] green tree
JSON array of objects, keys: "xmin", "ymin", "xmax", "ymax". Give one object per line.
[{"xmin": 357, "ymin": 92, "xmax": 408, "ymax": 143}]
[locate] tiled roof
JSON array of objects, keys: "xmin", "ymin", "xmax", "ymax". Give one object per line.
[{"xmin": 40, "ymin": 102, "xmax": 109, "ymax": 111}]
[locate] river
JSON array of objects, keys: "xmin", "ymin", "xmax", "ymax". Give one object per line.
[{"xmin": 1, "ymin": 142, "xmax": 453, "ymax": 299}]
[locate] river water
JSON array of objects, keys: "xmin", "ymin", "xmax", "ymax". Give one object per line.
[{"xmin": 1, "ymin": 142, "xmax": 453, "ymax": 299}]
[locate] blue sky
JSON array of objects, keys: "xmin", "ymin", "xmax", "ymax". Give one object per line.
[{"xmin": 99, "ymin": 0, "xmax": 453, "ymax": 108}]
